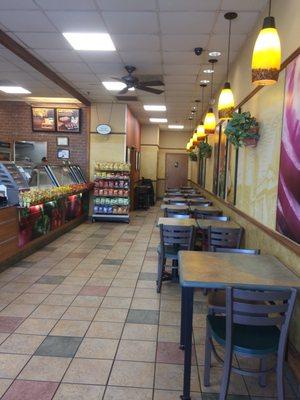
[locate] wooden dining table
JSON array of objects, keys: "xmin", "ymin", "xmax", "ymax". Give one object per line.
[
  {"xmin": 157, "ymin": 217, "xmax": 239, "ymax": 230},
  {"xmin": 178, "ymin": 251, "xmax": 300, "ymax": 400},
  {"xmin": 160, "ymin": 204, "xmax": 220, "ymax": 213}
]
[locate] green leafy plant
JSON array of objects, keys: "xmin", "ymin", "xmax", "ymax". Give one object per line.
[
  {"xmin": 224, "ymin": 111, "xmax": 260, "ymax": 148},
  {"xmin": 189, "ymin": 151, "xmax": 198, "ymax": 161},
  {"xmin": 199, "ymin": 141, "xmax": 212, "ymax": 159}
]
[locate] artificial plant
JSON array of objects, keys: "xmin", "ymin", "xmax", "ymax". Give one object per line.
[{"xmin": 224, "ymin": 111, "xmax": 259, "ymax": 148}]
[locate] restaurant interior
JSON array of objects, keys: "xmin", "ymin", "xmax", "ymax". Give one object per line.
[{"xmin": 0, "ymin": 0, "xmax": 299, "ymax": 399}]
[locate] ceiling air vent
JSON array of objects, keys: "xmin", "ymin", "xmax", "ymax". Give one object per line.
[{"xmin": 115, "ymin": 96, "xmax": 138, "ymax": 101}]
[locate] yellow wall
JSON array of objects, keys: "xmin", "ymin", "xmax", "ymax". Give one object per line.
[{"xmin": 191, "ymin": 0, "xmax": 300, "ymax": 351}]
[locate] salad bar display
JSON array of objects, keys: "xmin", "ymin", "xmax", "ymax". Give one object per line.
[
  {"xmin": 92, "ymin": 162, "xmax": 130, "ymax": 222},
  {"xmin": 18, "ymin": 183, "xmax": 91, "ymax": 248}
]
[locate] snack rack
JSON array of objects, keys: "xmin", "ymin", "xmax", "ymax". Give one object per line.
[{"xmin": 92, "ymin": 162, "xmax": 130, "ymax": 223}]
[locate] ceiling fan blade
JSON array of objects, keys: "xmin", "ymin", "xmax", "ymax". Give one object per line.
[
  {"xmin": 136, "ymin": 85, "xmax": 164, "ymax": 94},
  {"xmin": 138, "ymin": 80, "xmax": 164, "ymax": 86},
  {"xmin": 118, "ymin": 87, "xmax": 129, "ymax": 95}
]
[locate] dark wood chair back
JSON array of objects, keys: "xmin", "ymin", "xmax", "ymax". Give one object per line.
[
  {"xmin": 194, "ymin": 209, "xmax": 222, "ymax": 218},
  {"xmin": 207, "ymin": 226, "xmax": 243, "ymax": 250},
  {"xmin": 213, "ymin": 247, "xmax": 260, "ymax": 254},
  {"xmin": 159, "ymin": 224, "xmax": 195, "ymax": 252}
]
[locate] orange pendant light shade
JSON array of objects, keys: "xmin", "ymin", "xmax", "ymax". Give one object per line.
[
  {"xmin": 196, "ymin": 122, "xmax": 206, "ymax": 141},
  {"xmin": 204, "ymin": 108, "xmax": 216, "ymax": 134},
  {"xmin": 218, "ymin": 82, "xmax": 235, "ymax": 120},
  {"xmin": 251, "ymin": 16, "xmax": 281, "ymax": 85}
]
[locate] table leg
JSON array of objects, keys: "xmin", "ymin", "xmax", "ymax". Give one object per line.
[
  {"xmin": 181, "ymin": 287, "xmax": 194, "ymax": 400},
  {"xmin": 180, "ymin": 286, "xmax": 186, "ymax": 350}
]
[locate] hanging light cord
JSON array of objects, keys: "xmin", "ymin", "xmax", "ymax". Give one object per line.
[
  {"xmin": 226, "ymin": 19, "xmax": 232, "ymax": 81},
  {"xmin": 268, "ymin": 0, "xmax": 272, "ymax": 16},
  {"xmin": 210, "ymin": 63, "xmax": 214, "ymax": 103},
  {"xmin": 201, "ymin": 86, "xmax": 204, "ymax": 117}
]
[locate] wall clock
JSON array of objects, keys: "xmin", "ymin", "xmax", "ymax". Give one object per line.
[{"xmin": 96, "ymin": 124, "xmax": 112, "ymax": 135}]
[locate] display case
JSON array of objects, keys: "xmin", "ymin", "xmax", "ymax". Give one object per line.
[
  {"xmin": 48, "ymin": 165, "xmax": 78, "ymax": 186},
  {"xmin": 69, "ymin": 164, "xmax": 86, "ymax": 183},
  {"xmin": 29, "ymin": 165, "xmax": 58, "ymax": 188},
  {"xmin": 92, "ymin": 162, "xmax": 130, "ymax": 223},
  {"xmin": 0, "ymin": 162, "xmax": 29, "ymax": 205}
]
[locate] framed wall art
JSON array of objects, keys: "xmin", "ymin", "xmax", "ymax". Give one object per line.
[
  {"xmin": 57, "ymin": 149, "xmax": 70, "ymax": 160},
  {"xmin": 57, "ymin": 137, "xmax": 69, "ymax": 146},
  {"xmin": 32, "ymin": 107, "xmax": 55, "ymax": 132},
  {"xmin": 56, "ymin": 108, "xmax": 81, "ymax": 133}
]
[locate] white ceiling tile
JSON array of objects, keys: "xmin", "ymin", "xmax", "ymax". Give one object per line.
[
  {"xmin": 164, "ymin": 75, "xmax": 197, "ymax": 84},
  {"xmin": 208, "ymin": 34, "xmax": 246, "ymax": 53},
  {"xmin": 158, "ymin": 0, "xmax": 221, "ymax": 11},
  {"xmin": 162, "ymin": 34, "xmax": 209, "ymax": 51},
  {"xmin": 159, "ymin": 12, "xmax": 216, "ymax": 34},
  {"xmin": 102, "ymin": 12, "xmax": 159, "ymax": 34},
  {"xmin": 50, "ymin": 62, "xmax": 92, "ymax": 74},
  {"xmin": 120, "ymin": 51, "xmax": 161, "ymax": 65},
  {"xmin": 63, "ymin": 73, "xmax": 99, "ymax": 83},
  {"xmin": 163, "ymin": 52, "xmax": 200, "ymax": 65},
  {"xmin": 214, "ymin": 11, "xmax": 260, "ymax": 34},
  {"xmin": 0, "ymin": 61, "xmax": 20, "ymax": 72},
  {"xmin": 133, "ymin": 64, "xmax": 163, "ymax": 75},
  {"xmin": 221, "ymin": 0, "xmax": 268, "ymax": 12},
  {"xmin": 164, "ymin": 64, "xmax": 199, "ymax": 75},
  {"xmin": 165, "ymin": 83, "xmax": 195, "ymax": 91},
  {"xmin": 90, "ymin": 63, "xmax": 125, "ymax": 74},
  {"xmin": 35, "ymin": 0, "xmax": 97, "ymax": 10},
  {"xmin": 0, "ymin": 0, "xmax": 37, "ymax": 9},
  {"xmin": 97, "ymin": 0, "xmax": 157, "ymax": 11},
  {"xmin": 112, "ymin": 34, "xmax": 160, "ymax": 51},
  {"xmin": 32, "ymin": 49, "xmax": 81, "ymax": 63},
  {"xmin": 0, "ymin": 11, "xmax": 56, "ymax": 32},
  {"xmin": 15, "ymin": 32, "xmax": 72, "ymax": 49},
  {"xmin": 45, "ymin": 11, "xmax": 106, "ymax": 32},
  {"xmin": 79, "ymin": 52, "xmax": 121, "ymax": 63}
]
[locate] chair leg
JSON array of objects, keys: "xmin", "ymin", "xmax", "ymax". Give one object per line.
[
  {"xmin": 219, "ymin": 348, "xmax": 232, "ymax": 400},
  {"xmin": 276, "ymin": 354, "xmax": 285, "ymax": 400},
  {"xmin": 204, "ymin": 325, "xmax": 212, "ymax": 387},
  {"xmin": 259, "ymin": 357, "xmax": 267, "ymax": 387},
  {"xmin": 156, "ymin": 254, "xmax": 164, "ymax": 293}
]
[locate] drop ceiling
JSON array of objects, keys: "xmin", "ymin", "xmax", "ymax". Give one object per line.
[{"xmin": 0, "ymin": 0, "xmax": 268, "ymax": 129}]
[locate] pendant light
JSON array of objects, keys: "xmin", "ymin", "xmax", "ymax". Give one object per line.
[
  {"xmin": 218, "ymin": 12, "xmax": 237, "ymax": 120},
  {"xmin": 251, "ymin": 0, "xmax": 281, "ymax": 85},
  {"xmin": 196, "ymin": 83, "xmax": 207, "ymax": 141},
  {"xmin": 204, "ymin": 59, "xmax": 217, "ymax": 134}
]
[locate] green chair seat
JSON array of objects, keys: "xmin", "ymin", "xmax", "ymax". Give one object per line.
[{"xmin": 207, "ymin": 315, "xmax": 280, "ymax": 356}]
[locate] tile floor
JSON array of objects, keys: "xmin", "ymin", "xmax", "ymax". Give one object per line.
[{"xmin": 0, "ymin": 206, "xmax": 297, "ymax": 399}]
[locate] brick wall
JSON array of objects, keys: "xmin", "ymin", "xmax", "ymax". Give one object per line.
[{"xmin": 0, "ymin": 101, "xmax": 90, "ymax": 177}]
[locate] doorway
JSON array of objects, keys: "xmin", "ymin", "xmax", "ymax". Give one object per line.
[{"xmin": 165, "ymin": 153, "xmax": 188, "ymax": 189}]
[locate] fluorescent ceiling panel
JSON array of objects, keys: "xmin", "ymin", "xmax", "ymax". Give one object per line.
[{"xmin": 63, "ymin": 32, "xmax": 116, "ymax": 51}]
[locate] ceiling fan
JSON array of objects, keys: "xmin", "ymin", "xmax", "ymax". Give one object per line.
[{"xmin": 112, "ymin": 65, "xmax": 164, "ymax": 95}]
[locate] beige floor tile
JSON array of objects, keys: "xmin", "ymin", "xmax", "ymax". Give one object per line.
[
  {"xmin": 19, "ymin": 355, "xmax": 71, "ymax": 382},
  {"xmin": 42, "ymin": 294, "xmax": 76, "ymax": 306},
  {"xmin": 109, "ymin": 360, "xmax": 154, "ymax": 388},
  {"xmin": 160, "ymin": 300, "xmax": 181, "ymax": 312},
  {"xmin": 26, "ymin": 284, "xmax": 57, "ymax": 294},
  {"xmin": 158, "ymin": 325, "xmax": 180, "ymax": 343},
  {"xmin": 0, "ymin": 353, "xmax": 30, "ymax": 378},
  {"xmin": 101, "ymin": 297, "xmax": 131, "ymax": 309},
  {"xmin": 86, "ymin": 322, "xmax": 124, "ymax": 339},
  {"xmin": 0, "ymin": 333, "xmax": 45, "ymax": 354},
  {"xmin": 53, "ymin": 383, "xmax": 105, "ymax": 400},
  {"xmin": 111, "ymin": 279, "xmax": 137, "ymax": 288},
  {"xmin": 71, "ymin": 295, "xmax": 103, "ymax": 308},
  {"xmin": 106, "ymin": 287, "xmax": 134, "ymax": 298},
  {"xmin": 116, "ymin": 339, "xmax": 156, "ymax": 362},
  {"xmin": 131, "ymin": 298, "xmax": 159, "ymax": 310},
  {"xmin": 153, "ymin": 390, "xmax": 201, "ymax": 399},
  {"xmin": 104, "ymin": 386, "xmax": 152, "ymax": 400},
  {"xmin": 134, "ymin": 288, "xmax": 160, "ymax": 299},
  {"xmin": 62, "ymin": 306, "xmax": 97, "ymax": 321},
  {"xmin": 63, "ymin": 358, "xmax": 112, "ymax": 385},
  {"xmin": 12, "ymin": 293, "xmax": 48, "ymax": 305},
  {"xmin": 15, "ymin": 318, "xmax": 57, "ymax": 335},
  {"xmin": 0, "ymin": 378, "xmax": 13, "ymax": 397},
  {"xmin": 159, "ymin": 311, "xmax": 181, "ymax": 326},
  {"xmin": 51, "ymin": 320, "xmax": 90, "ymax": 337},
  {"xmin": 52, "ymin": 285, "xmax": 83, "ymax": 295},
  {"xmin": 0, "ymin": 304, "xmax": 37, "ymax": 318},
  {"xmin": 122, "ymin": 323, "xmax": 158, "ymax": 341},
  {"xmin": 75, "ymin": 337, "xmax": 118, "ymax": 359},
  {"xmin": 31, "ymin": 305, "xmax": 68, "ymax": 319},
  {"xmin": 94, "ymin": 308, "xmax": 128, "ymax": 323},
  {"xmin": 155, "ymin": 363, "xmax": 200, "ymax": 391}
]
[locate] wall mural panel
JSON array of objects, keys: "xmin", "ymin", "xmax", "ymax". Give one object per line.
[{"xmin": 276, "ymin": 54, "xmax": 300, "ymax": 244}]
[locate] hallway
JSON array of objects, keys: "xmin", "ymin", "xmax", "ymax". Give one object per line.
[{"xmin": 0, "ymin": 206, "xmax": 296, "ymax": 400}]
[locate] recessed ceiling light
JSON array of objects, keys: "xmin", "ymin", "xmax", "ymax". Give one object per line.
[
  {"xmin": 63, "ymin": 32, "xmax": 116, "ymax": 51},
  {"xmin": 209, "ymin": 51, "xmax": 221, "ymax": 57},
  {"xmin": 203, "ymin": 69, "xmax": 214, "ymax": 74},
  {"xmin": 168, "ymin": 125, "xmax": 184, "ymax": 129},
  {"xmin": 144, "ymin": 105, "xmax": 166, "ymax": 111},
  {"xmin": 0, "ymin": 86, "xmax": 31, "ymax": 94},
  {"xmin": 149, "ymin": 118, "xmax": 168, "ymax": 123},
  {"xmin": 200, "ymin": 79, "xmax": 210, "ymax": 84},
  {"xmin": 102, "ymin": 81, "xmax": 126, "ymax": 91}
]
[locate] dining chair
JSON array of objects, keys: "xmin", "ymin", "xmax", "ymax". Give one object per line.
[
  {"xmin": 164, "ymin": 208, "xmax": 190, "ymax": 218},
  {"xmin": 191, "ymin": 201, "xmax": 213, "ymax": 206},
  {"xmin": 208, "ymin": 248, "xmax": 260, "ymax": 314},
  {"xmin": 204, "ymin": 286, "xmax": 297, "ymax": 400},
  {"xmin": 207, "ymin": 226, "xmax": 244, "ymax": 251},
  {"xmin": 194, "ymin": 209, "xmax": 222, "ymax": 218},
  {"xmin": 202, "ymin": 215, "xmax": 230, "ymax": 221},
  {"xmin": 156, "ymin": 224, "xmax": 195, "ymax": 293},
  {"xmin": 169, "ymin": 200, "xmax": 188, "ymax": 205}
]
